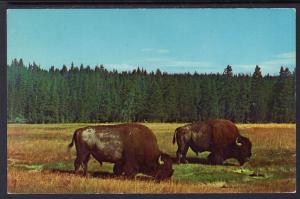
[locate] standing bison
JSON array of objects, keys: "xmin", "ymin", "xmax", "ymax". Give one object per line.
[
  {"xmin": 68, "ymin": 123, "xmax": 173, "ymax": 180},
  {"xmin": 173, "ymin": 119, "xmax": 252, "ymax": 165}
]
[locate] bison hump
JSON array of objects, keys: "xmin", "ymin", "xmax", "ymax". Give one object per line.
[{"xmin": 211, "ymin": 121, "xmax": 240, "ymax": 147}]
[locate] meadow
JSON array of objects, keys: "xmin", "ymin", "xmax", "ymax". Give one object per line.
[{"xmin": 7, "ymin": 123, "xmax": 296, "ymax": 193}]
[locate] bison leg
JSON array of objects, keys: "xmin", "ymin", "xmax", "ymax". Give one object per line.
[
  {"xmin": 181, "ymin": 145, "xmax": 189, "ymax": 164},
  {"xmin": 113, "ymin": 162, "xmax": 124, "ymax": 176},
  {"xmin": 74, "ymin": 151, "xmax": 90, "ymax": 175},
  {"xmin": 176, "ymin": 138, "xmax": 189, "ymax": 164},
  {"xmin": 122, "ymin": 162, "xmax": 138, "ymax": 179},
  {"xmin": 82, "ymin": 154, "xmax": 90, "ymax": 176},
  {"xmin": 176, "ymin": 144, "xmax": 189, "ymax": 164},
  {"xmin": 74, "ymin": 157, "xmax": 82, "ymax": 174},
  {"xmin": 208, "ymin": 150, "xmax": 224, "ymax": 165}
]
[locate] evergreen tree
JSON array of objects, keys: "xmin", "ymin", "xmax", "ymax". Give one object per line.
[
  {"xmin": 223, "ymin": 65, "xmax": 233, "ymax": 77},
  {"xmin": 235, "ymin": 76, "xmax": 250, "ymax": 122},
  {"xmin": 162, "ymin": 77, "xmax": 178, "ymax": 122},
  {"xmin": 60, "ymin": 65, "xmax": 68, "ymax": 75},
  {"xmin": 271, "ymin": 67, "xmax": 294, "ymax": 122},
  {"xmin": 219, "ymin": 65, "xmax": 236, "ymax": 121},
  {"xmin": 145, "ymin": 79, "xmax": 165, "ymax": 122},
  {"xmin": 249, "ymin": 65, "xmax": 264, "ymax": 122},
  {"xmin": 207, "ymin": 79, "xmax": 219, "ymax": 119}
]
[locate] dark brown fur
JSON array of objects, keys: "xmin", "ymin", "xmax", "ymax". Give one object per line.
[
  {"xmin": 173, "ymin": 119, "xmax": 252, "ymax": 165},
  {"xmin": 68, "ymin": 123, "xmax": 173, "ymax": 180}
]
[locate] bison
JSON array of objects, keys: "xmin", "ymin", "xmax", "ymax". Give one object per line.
[
  {"xmin": 173, "ymin": 119, "xmax": 252, "ymax": 165},
  {"xmin": 68, "ymin": 123, "xmax": 173, "ymax": 180}
]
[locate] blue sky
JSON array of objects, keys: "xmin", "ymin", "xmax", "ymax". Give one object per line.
[{"xmin": 7, "ymin": 8, "xmax": 295, "ymax": 75}]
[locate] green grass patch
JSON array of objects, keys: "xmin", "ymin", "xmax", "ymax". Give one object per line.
[
  {"xmin": 173, "ymin": 164, "xmax": 240, "ymax": 183},
  {"xmin": 13, "ymin": 163, "xmax": 44, "ymax": 171}
]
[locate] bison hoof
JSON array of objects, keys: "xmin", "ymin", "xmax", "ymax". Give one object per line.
[
  {"xmin": 209, "ymin": 160, "xmax": 223, "ymax": 165},
  {"xmin": 113, "ymin": 164, "xmax": 123, "ymax": 176},
  {"xmin": 179, "ymin": 159, "xmax": 188, "ymax": 164},
  {"xmin": 177, "ymin": 159, "xmax": 188, "ymax": 164}
]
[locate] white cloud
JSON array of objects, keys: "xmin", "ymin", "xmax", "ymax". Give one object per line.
[
  {"xmin": 140, "ymin": 48, "xmax": 153, "ymax": 52},
  {"xmin": 140, "ymin": 48, "xmax": 170, "ymax": 54},
  {"xmin": 149, "ymin": 59, "xmax": 214, "ymax": 73},
  {"xmin": 156, "ymin": 49, "xmax": 170, "ymax": 54},
  {"xmin": 103, "ymin": 63, "xmax": 133, "ymax": 71},
  {"xmin": 276, "ymin": 51, "xmax": 295, "ymax": 60},
  {"xmin": 136, "ymin": 57, "xmax": 211, "ymax": 68},
  {"xmin": 102, "ymin": 57, "xmax": 213, "ymax": 74},
  {"xmin": 102, "ymin": 51, "xmax": 295, "ymax": 75},
  {"xmin": 233, "ymin": 51, "xmax": 295, "ymax": 75},
  {"xmin": 167, "ymin": 60, "xmax": 210, "ymax": 67}
]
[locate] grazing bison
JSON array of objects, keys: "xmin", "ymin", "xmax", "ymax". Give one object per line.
[
  {"xmin": 173, "ymin": 119, "xmax": 252, "ymax": 165},
  {"xmin": 68, "ymin": 123, "xmax": 173, "ymax": 180}
]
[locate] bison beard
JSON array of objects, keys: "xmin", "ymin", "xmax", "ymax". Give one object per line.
[
  {"xmin": 68, "ymin": 123, "xmax": 174, "ymax": 180},
  {"xmin": 173, "ymin": 119, "xmax": 252, "ymax": 165}
]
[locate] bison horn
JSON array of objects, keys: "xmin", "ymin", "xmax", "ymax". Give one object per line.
[
  {"xmin": 158, "ymin": 155, "xmax": 164, "ymax": 165},
  {"xmin": 235, "ymin": 137, "xmax": 242, "ymax": 146}
]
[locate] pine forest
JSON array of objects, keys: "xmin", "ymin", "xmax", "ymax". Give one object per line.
[{"xmin": 7, "ymin": 58, "xmax": 295, "ymax": 124}]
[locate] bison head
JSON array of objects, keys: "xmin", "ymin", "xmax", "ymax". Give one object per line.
[
  {"xmin": 234, "ymin": 136, "xmax": 252, "ymax": 165},
  {"xmin": 154, "ymin": 153, "xmax": 174, "ymax": 181}
]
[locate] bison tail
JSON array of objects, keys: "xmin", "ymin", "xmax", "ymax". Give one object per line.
[
  {"xmin": 67, "ymin": 130, "xmax": 77, "ymax": 152},
  {"xmin": 172, "ymin": 129, "xmax": 177, "ymax": 145}
]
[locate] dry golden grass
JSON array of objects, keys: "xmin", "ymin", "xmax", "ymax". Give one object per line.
[
  {"xmin": 7, "ymin": 168, "xmax": 232, "ymax": 193},
  {"xmin": 236, "ymin": 123, "xmax": 295, "ymax": 129},
  {"xmin": 7, "ymin": 123, "xmax": 296, "ymax": 193},
  {"xmin": 8, "ymin": 168, "xmax": 295, "ymax": 193}
]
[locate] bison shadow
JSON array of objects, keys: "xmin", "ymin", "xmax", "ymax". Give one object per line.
[
  {"xmin": 91, "ymin": 171, "xmax": 115, "ymax": 178},
  {"xmin": 171, "ymin": 157, "xmax": 237, "ymax": 166},
  {"xmin": 49, "ymin": 169, "xmax": 156, "ymax": 181},
  {"xmin": 49, "ymin": 169, "xmax": 75, "ymax": 175},
  {"xmin": 92, "ymin": 171, "xmax": 155, "ymax": 181},
  {"xmin": 50, "ymin": 169, "xmax": 116, "ymax": 178},
  {"xmin": 170, "ymin": 157, "xmax": 209, "ymax": 164}
]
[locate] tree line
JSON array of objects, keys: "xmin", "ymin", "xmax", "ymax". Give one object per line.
[{"xmin": 7, "ymin": 58, "xmax": 295, "ymax": 124}]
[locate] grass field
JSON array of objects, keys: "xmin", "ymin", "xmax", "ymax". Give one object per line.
[{"xmin": 7, "ymin": 123, "xmax": 296, "ymax": 193}]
